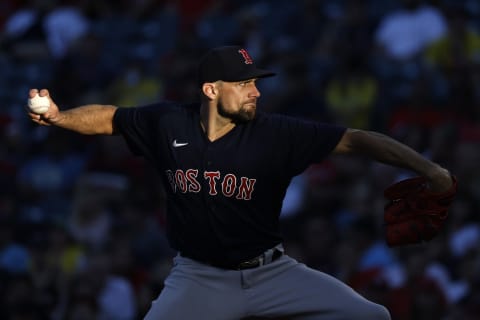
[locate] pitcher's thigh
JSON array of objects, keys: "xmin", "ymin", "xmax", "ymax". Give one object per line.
[
  {"xmin": 253, "ymin": 263, "xmax": 390, "ymax": 320},
  {"xmin": 143, "ymin": 271, "xmax": 245, "ymax": 320}
]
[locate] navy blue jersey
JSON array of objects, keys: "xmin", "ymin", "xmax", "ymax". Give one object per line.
[{"xmin": 113, "ymin": 102, "xmax": 346, "ymax": 265}]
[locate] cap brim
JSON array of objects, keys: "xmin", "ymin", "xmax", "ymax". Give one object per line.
[{"xmin": 225, "ymin": 68, "xmax": 276, "ymax": 82}]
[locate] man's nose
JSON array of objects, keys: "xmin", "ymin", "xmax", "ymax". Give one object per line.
[{"xmin": 250, "ymin": 84, "xmax": 261, "ymax": 98}]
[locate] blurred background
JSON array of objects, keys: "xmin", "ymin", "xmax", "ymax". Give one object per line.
[{"xmin": 0, "ymin": 0, "xmax": 479, "ymax": 319}]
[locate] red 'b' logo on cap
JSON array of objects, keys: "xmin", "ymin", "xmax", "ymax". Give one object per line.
[{"xmin": 238, "ymin": 49, "xmax": 253, "ymax": 64}]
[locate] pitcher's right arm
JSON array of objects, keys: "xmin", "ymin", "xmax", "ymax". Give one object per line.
[{"xmin": 28, "ymin": 89, "xmax": 117, "ymax": 135}]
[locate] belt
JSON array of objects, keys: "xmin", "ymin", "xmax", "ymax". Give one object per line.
[{"xmin": 180, "ymin": 244, "xmax": 284, "ymax": 270}]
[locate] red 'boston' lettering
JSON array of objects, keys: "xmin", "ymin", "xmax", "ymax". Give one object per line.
[
  {"xmin": 186, "ymin": 169, "xmax": 201, "ymax": 193},
  {"xmin": 175, "ymin": 170, "xmax": 188, "ymax": 193},
  {"xmin": 236, "ymin": 177, "xmax": 256, "ymax": 200},
  {"xmin": 165, "ymin": 170, "xmax": 176, "ymax": 192},
  {"xmin": 166, "ymin": 169, "xmax": 256, "ymax": 200},
  {"xmin": 222, "ymin": 174, "xmax": 237, "ymax": 197},
  {"xmin": 204, "ymin": 171, "xmax": 221, "ymax": 195}
]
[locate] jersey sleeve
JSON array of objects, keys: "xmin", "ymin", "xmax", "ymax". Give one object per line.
[
  {"xmin": 113, "ymin": 103, "xmax": 173, "ymax": 159},
  {"xmin": 274, "ymin": 115, "xmax": 347, "ymax": 176}
]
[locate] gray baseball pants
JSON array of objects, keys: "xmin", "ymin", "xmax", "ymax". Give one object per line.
[{"xmin": 143, "ymin": 253, "xmax": 391, "ymax": 320}]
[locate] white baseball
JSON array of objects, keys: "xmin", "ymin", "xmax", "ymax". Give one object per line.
[{"xmin": 28, "ymin": 93, "xmax": 50, "ymax": 114}]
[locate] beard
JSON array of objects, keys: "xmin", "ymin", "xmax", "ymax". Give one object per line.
[{"xmin": 217, "ymin": 102, "xmax": 256, "ymax": 123}]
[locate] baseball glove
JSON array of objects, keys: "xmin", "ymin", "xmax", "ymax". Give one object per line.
[{"xmin": 384, "ymin": 175, "xmax": 457, "ymax": 247}]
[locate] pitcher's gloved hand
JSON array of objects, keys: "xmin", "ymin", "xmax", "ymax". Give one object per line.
[{"xmin": 383, "ymin": 176, "xmax": 458, "ymax": 247}]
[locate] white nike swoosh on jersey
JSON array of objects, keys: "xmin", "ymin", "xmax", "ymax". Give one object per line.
[{"xmin": 172, "ymin": 140, "xmax": 189, "ymax": 147}]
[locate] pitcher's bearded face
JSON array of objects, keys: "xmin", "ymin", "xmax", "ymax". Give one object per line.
[
  {"xmin": 218, "ymin": 99, "xmax": 257, "ymax": 122},
  {"xmin": 217, "ymin": 79, "xmax": 260, "ymax": 122}
]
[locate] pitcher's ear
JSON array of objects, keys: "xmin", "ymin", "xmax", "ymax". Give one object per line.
[{"xmin": 202, "ymin": 82, "xmax": 218, "ymax": 100}]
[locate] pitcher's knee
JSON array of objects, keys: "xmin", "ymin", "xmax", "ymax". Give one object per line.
[
  {"xmin": 360, "ymin": 302, "xmax": 391, "ymax": 320},
  {"xmin": 373, "ymin": 304, "xmax": 391, "ymax": 320},
  {"xmin": 345, "ymin": 301, "xmax": 390, "ymax": 320}
]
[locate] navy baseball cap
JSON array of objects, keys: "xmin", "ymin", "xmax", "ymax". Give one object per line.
[{"xmin": 198, "ymin": 46, "xmax": 275, "ymax": 85}]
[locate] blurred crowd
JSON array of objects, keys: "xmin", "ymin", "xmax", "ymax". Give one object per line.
[{"xmin": 0, "ymin": 0, "xmax": 479, "ymax": 319}]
